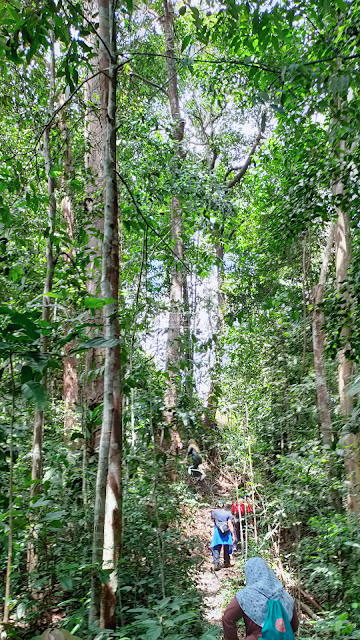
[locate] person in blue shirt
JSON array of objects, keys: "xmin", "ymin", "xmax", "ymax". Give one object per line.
[{"xmin": 210, "ymin": 500, "xmax": 235, "ymax": 570}]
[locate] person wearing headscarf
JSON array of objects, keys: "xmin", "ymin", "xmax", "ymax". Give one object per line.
[
  {"xmin": 210, "ymin": 500, "xmax": 234, "ymax": 570},
  {"xmin": 222, "ymin": 557, "xmax": 299, "ymax": 640}
]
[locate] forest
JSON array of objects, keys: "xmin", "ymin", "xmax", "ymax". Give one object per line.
[{"xmin": 0, "ymin": 0, "xmax": 360, "ymax": 638}]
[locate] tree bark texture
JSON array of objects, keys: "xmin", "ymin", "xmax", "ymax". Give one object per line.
[
  {"xmin": 162, "ymin": 0, "xmax": 185, "ymax": 448},
  {"xmin": 59, "ymin": 96, "xmax": 78, "ymax": 438},
  {"xmin": 101, "ymin": 135, "xmax": 122, "ymax": 632},
  {"xmin": 89, "ymin": 0, "xmax": 121, "ymax": 628},
  {"xmin": 332, "ymin": 134, "xmax": 360, "ymax": 515},
  {"xmin": 312, "ymin": 223, "xmax": 335, "ymax": 448},
  {"xmin": 28, "ymin": 43, "xmax": 56, "ymax": 577},
  {"xmin": 84, "ymin": 0, "xmax": 110, "ymax": 410}
]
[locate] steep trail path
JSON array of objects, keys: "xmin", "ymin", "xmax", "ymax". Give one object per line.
[{"xmin": 185, "ymin": 504, "xmax": 244, "ymax": 626}]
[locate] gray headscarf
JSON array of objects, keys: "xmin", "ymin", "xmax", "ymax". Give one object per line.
[{"xmin": 236, "ymin": 557, "xmax": 294, "ymax": 627}]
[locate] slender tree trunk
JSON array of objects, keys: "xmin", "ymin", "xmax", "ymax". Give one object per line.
[
  {"xmin": 204, "ymin": 241, "xmax": 224, "ymax": 429},
  {"xmin": 59, "ymin": 96, "xmax": 78, "ymax": 438},
  {"xmin": 313, "ymin": 223, "xmax": 336, "ymax": 448},
  {"xmin": 28, "ymin": 43, "xmax": 56, "ymax": 577},
  {"xmin": 162, "ymin": 0, "xmax": 185, "ymax": 449},
  {"xmin": 312, "ymin": 223, "xmax": 342, "ymax": 510},
  {"xmin": 89, "ymin": 0, "xmax": 120, "ymax": 626},
  {"xmin": 101, "ymin": 166, "xmax": 122, "ymax": 631},
  {"xmin": 332, "ymin": 131, "xmax": 360, "ymax": 516},
  {"xmin": 182, "ymin": 275, "xmax": 193, "ymax": 394},
  {"xmin": 3, "ymin": 357, "xmax": 15, "ymax": 623}
]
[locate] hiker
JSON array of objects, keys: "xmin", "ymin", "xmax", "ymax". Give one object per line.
[
  {"xmin": 210, "ymin": 500, "xmax": 235, "ymax": 570},
  {"xmin": 231, "ymin": 497, "xmax": 253, "ymax": 550},
  {"xmin": 222, "ymin": 557, "xmax": 299, "ymax": 640},
  {"xmin": 187, "ymin": 439, "xmax": 205, "ymax": 480}
]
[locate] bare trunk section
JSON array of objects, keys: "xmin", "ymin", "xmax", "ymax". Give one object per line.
[
  {"xmin": 101, "ymin": 173, "xmax": 122, "ymax": 631},
  {"xmin": 89, "ymin": 0, "xmax": 120, "ymax": 627},
  {"xmin": 59, "ymin": 96, "xmax": 78, "ymax": 438},
  {"xmin": 312, "ymin": 223, "xmax": 341, "ymax": 510},
  {"xmin": 182, "ymin": 275, "xmax": 193, "ymax": 394},
  {"xmin": 332, "ymin": 131, "xmax": 360, "ymax": 515},
  {"xmin": 84, "ymin": 0, "xmax": 109, "ymax": 411},
  {"xmin": 204, "ymin": 241, "xmax": 224, "ymax": 430},
  {"xmin": 28, "ymin": 44, "xmax": 56, "ymax": 578},
  {"xmin": 162, "ymin": 0, "xmax": 185, "ymax": 448},
  {"xmin": 313, "ymin": 223, "xmax": 335, "ymax": 447}
]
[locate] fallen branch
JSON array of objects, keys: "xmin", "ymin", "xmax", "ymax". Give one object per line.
[
  {"xmin": 298, "ymin": 587, "xmax": 324, "ymax": 612},
  {"xmin": 299, "ymin": 600, "xmax": 320, "ymax": 620}
]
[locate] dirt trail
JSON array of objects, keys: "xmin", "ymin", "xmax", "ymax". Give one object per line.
[{"xmin": 185, "ymin": 504, "xmax": 243, "ymax": 626}]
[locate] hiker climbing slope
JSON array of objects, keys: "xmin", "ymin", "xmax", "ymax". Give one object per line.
[
  {"xmin": 210, "ymin": 500, "xmax": 234, "ymax": 570},
  {"xmin": 187, "ymin": 439, "xmax": 205, "ymax": 480},
  {"xmin": 222, "ymin": 557, "xmax": 299, "ymax": 640}
]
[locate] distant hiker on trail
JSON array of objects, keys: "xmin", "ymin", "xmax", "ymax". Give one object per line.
[
  {"xmin": 187, "ymin": 439, "xmax": 205, "ymax": 480},
  {"xmin": 222, "ymin": 557, "xmax": 299, "ymax": 640},
  {"xmin": 210, "ymin": 500, "xmax": 234, "ymax": 570},
  {"xmin": 231, "ymin": 496, "xmax": 253, "ymax": 551}
]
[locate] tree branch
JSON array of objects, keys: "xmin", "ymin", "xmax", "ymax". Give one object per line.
[
  {"xmin": 226, "ymin": 130, "xmax": 264, "ymax": 189},
  {"xmin": 130, "ymin": 72, "xmax": 168, "ymax": 95},
  {"xmin": 63, "ymin": 0, "xmax": 112, "ymax": 61},
  {"xmin": 116, "ymin": 171, "xmax": 191, "ymax": 273},
  {"xmin": 34, "ymin": 59, "xmax": 131, "ymax": 151}
]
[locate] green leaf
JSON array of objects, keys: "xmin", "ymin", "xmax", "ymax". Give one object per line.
[
  {"xmin": 31, "ymin": 497, "xmax": 53, "ymax": 508},
  {"xmin": 24, "ymin": 353, "xmax": 48, "ymax": 374},
  {"xmin": 181, "ymin": 34, "xmax": 191, "ymax": 52},
  {"xmin": 44, "ymin": 510, "xmax": 66, "ymax": 521},
  {"xmin": 59, "ymin": 576, "xmax": 73, "ymax": 591},
  {"xmin": 145, "ymin": 626, "xmax": 162, "ymax": 640},
  {"xmin": 179, "ymin": 5, "xmax": 186, "ymax": 15},
  {"xmin": 98, "ymin": 568, "xmax": 111, "ymax": 585},
  {"xmin": 84, "ymin": 297, "xmax": 115, "ymax": 308},
  {"xmin": 334, "ymin": 0, "xmax": 347, "ymax": 10},
  {"xmin": 22, "ymin": 381, "xmax": 47, "ymax": 410},
  {"xmin": 21, "ymin": 365, "xmax": 33, "ymax": 384},
  {"xmin": 78, "ymin": 337, "xmax": 119, "ymax": 349}
]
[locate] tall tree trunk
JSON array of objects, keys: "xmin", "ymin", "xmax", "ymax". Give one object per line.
[
  {"xmin": 101, "ymin": 154, "xmax": 122, "ymax": 631},
  {"xmin": 89, "ymin": 0, "xmax": 120, "ymax": 627},
  {"xmin": 59, "ymin": 96, "xmax": 78, "ymax": 438},
  {"xmin": 162, "ymin": 0, "xmax": 185, "ymax": 449},
  {"xmin": 182, "ymin": 275, "xmax": 193, "ymax": 395},
  {"xmin": 332, "ymin": 130, "xmax": 360, "ymax": 516},
  {"xmin": 84, "ymin": 0, "xmax": 108, "ymax": 412},
  {"xmin": 27, "ymin": 43, "xmax": 56, "ymax": 578},
  {"xmin": 204, "ymin": 241, "xmax": 224, "ymax": 430},
  {"xmin": 312, "ymin": 222, "xmax": 341, "ymax": 510}
]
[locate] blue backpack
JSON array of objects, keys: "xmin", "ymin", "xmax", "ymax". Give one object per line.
[{"xmin": 261, "ymin": 600, "xmax": 294, "ymax": 640}]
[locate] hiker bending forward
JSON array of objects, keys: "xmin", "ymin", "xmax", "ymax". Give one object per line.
[
  {"xmin": 210, "ymin": 501, "xmax": 234, "ymax": 570},
  {"xmin": 222, "ymin": 558, "xmax": 299, "ymax": 640}
]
